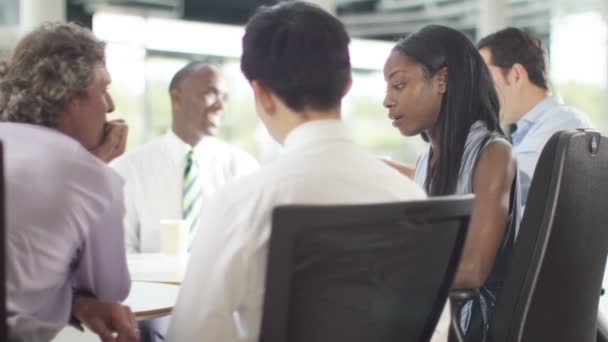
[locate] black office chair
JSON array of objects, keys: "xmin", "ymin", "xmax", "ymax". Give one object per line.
[
  {"xmin": 600, "ymin": 330, "xmax": 608, "ymax": 342},
  {"xmin": 259, "ymin": 195, "xmax": 474, "ymax": 342},
  {"xmin": 0, "ymin": 141, "xmax": 6, "ymax": 341},
  {"xmin": 453, "ymin": 129, "xmax": 608, "ymax": 342}
]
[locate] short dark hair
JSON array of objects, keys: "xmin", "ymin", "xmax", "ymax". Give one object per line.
[
  {"xmin": 240, "ymin": 1, "xmax": 351, "ymax": 112},
  {"xmin": 169, "ymin": 61, "xmax": 209, "ymax": 92},
  {"xmin": 477, "ymin": 27, "xmax": 548, "ymax": 90},
  {"xmin": 394, "ymin": 25, "xmax": 503, "ymax": 196}
]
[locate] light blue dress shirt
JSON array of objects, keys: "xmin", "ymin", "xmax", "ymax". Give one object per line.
[{"xmin": 512, "ymin": 95, "xmax": 592, "ymax": 205}]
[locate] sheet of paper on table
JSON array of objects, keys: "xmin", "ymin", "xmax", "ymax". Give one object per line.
[{"xmin": 124, "ymin": 281, "xmax": 180, "ymax": 320}]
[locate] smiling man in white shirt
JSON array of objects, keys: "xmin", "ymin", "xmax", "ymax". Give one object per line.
[
  {"xmin": 165, "ymin": 2, "xmax": 426, "ymax": 341},
  {"xmin": 111, "ymin": 62, "xmax": 259, "ymax": 253}
]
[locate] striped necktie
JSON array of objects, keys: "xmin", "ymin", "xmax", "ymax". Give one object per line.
[{"xmin": 183, "ymin": 150, "xmax": 202, "ymax": 247}]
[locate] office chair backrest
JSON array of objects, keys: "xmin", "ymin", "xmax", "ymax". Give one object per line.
[
  {"xmin": 0, "ymin": 141, "xmax": 5, "ymax": 341},
  {"xmin": 260, "ymin": 195, "xmax": 474, "ymax": 342},
  {"xmin": 491, "ymin": 130, "xmax": 608, "ymax": 342}
]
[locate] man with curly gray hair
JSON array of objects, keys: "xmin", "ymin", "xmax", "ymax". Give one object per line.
[
  {"xmin": 0, "ymin": 21, "xmax": 127, "ymax": 161},
  {"xmin": 0, "ymin": 22, "xmax": 138, "ymax": 341}
]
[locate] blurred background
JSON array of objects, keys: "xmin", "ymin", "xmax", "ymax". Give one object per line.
[{"xmin": 0, "ymin": 0, "xmax": 606, "ymax": 165}]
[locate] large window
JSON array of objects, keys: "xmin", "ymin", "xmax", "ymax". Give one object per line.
[
  {"xmin": 96, "ymin": 8, "xmax": 607, "ymax": 167},
  {"xmin": 551, "ymin": 11, "xmax": 607, "ymax": 131},
  {"xmin": 0, "ymin": 0, "xmax": 19, "ymax": 56},
  {"xmin": 0, "ymin": 0, "xmax": 19, "ymax": 26},
  {"xmin": 141, "ymin": 54, "xmax": 273, "ymax": 159},
  {"xmin": 96, "ymin": 12, "xmax": 426, "ymax": 165}
]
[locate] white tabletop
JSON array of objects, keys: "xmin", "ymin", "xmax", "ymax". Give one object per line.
[
  {"xmin": 128, "ymin": 253, "xmax": 189, "ymax": 284},
  {"xmin": 125, "ymin": 281, "xmax": 180, "ymax": 320}
]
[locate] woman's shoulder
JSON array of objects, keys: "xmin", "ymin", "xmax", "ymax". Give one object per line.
[
  {"xmin": 471, "ymin": 128, "xmax": 516, "ymax": 184},
  {"xmin": 458, "ymin": 122, "xmax": 513, "ymax": 190},
  {"xmin": 464, "ymin": 122, "xmax": 510, "ymax": 154}
]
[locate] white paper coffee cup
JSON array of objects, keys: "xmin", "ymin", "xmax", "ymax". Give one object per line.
[{"xmin": 159, "ymin": 219, "xmax": 188, "ymax": 256}]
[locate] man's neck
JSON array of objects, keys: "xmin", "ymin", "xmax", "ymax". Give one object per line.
[
  {"xmin": 513, "ymin": 85, "xmax": 549, "ymax": 123},
  {"xmin": 278, "ymin": 108, "xmax": 341, "ymax": 145},
  {"xmin": 172, "ymin": 125, "xmax": 207, "ymax": 148}
]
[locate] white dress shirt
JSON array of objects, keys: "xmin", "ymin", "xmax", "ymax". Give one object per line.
[
  {"xmin": 111, "ymin": 131, "xmax": 259, "ymax": 253},
  {"xmin": 166, "ymin": 119, "xmax": 426, "ymax": 342},
  {"xmin": 1, "ymin": 123, "xmax": 130, "ymax": 341}
]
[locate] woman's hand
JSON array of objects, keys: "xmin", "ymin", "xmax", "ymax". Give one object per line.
[{"xmin": 381, "ymin": 158, "xmax": 416, "ymax": 179}]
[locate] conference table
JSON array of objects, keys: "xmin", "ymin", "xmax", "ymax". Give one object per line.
[
  {"xmin": 53, "ymin": 254, "xmax": 188, "ymax": 341},
  {"xmin": 127, "ymin": 253, "xmax": 189, "ymax": 284},
  {"xmin": 125, "ymin": 281, "xmax": 181, "ymax": 320}
]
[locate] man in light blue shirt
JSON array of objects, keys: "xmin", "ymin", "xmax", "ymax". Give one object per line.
[{"xmin": 478, "ymin": 28, "xmax": 592, "ymax": 205}]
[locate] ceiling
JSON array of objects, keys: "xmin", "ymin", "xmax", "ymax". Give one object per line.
[
  {"xmin": 69, "ymin": 0, "xmax": 607, "ymax": 41},
  {"xmin": 336, "ymin": 0, "xmax": 605, "ymax": 41}
]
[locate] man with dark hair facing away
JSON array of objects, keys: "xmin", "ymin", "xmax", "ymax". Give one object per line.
[
  {"xmin": 166, "ymin": 2, "xmax": 425, "ymax": 341},
  {"xmin": 478, "ymin": 27, "xmax": 592, "ymax": 205}
]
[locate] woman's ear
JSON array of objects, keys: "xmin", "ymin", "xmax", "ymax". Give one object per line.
[
  {"xmin": 251, "ymin": 80, "xmax": 276, "ymax": 116},
  {"xmin": 437, "ymin": 67, "xmax": 448, "ymax": 94}
]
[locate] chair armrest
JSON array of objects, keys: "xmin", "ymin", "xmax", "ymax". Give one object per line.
[
  {"xmin": 449, "ymin": 289, "xmax": 480, "ymax": 342},
  {"xmin": 449, "ymin": 288, "xmax": 480, "ymax": 303}
]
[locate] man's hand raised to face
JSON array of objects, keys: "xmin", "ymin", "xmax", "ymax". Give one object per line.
[{"xmin": 90, "ymin": 119, "xmax": 128, "ymax": 163}]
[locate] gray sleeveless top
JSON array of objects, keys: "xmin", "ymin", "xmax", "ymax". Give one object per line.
[
  {"xmin": 415, "ymin": 121, "xmax": 522, "ymax": 340},
  {"xmin": 415, "ymin": 121, "xmax": 513, "ymax": 196}
]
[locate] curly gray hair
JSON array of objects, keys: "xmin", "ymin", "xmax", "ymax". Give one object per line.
[{"xmin": 0, "ymin": 22, "xmax": 106, "ymax": 127}]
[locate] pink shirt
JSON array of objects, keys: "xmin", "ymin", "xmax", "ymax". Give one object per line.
[{"xmin": 1, "ymin": 123, "xmax": 131, "ymax": 341}]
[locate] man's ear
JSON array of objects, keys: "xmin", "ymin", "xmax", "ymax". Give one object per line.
[
  {"xmin": 169, "ymin": 89, "xmax": 181, "ymax": 112},
  {"xmin": 437, "ymin": 67, "xmax": 448, "ymax": 94},
  {"xmin": 62, "ymin": 92, "xmax": 78, "ymax": 116},
  {"xmin": 251, "ymin": 80, "xmax": 276, "ymax": 115},
  {"xmin": 511, "ymin": 63, "xmax": 528, "ymax": 85},
  {"xmin": 342, "ymin": 75, "xmax": 353, "ymax": 97},
  {"xmin": 57, "ymin": 93, "xmax": 77, "ymax": 138}
]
